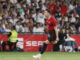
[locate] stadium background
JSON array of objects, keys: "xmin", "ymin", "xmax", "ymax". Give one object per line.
[
  {"xmin": 0, "ymin": 0, "xmax": 80, "ymax": 60},
  {"xmin": 0, "ymin": 0, "xmax": 80, "ymax": 51}
]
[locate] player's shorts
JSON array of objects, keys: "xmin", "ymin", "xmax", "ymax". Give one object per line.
[{"xmin": 48, "ymin": 30, "xmax": 56, "ymax": 42}]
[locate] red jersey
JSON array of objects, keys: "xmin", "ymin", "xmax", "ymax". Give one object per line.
[
  {"xmin": 49, "ymin": 4, "xmax": 56, "ymax": 15},
  {"xmin": 46, "ymin": 16, "xmax": 57, "ymax": 31},
  {"xmin": 61, "ymin": 5, "xmax": 67, "ymax": 15}
]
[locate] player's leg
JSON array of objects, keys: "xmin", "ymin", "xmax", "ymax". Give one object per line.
[
  {"xmin": 33, "ymin": 40, "xmax": 50, "ymax": 59},
  {"xmin": 40, "ymin": 30, "xmax": 57, "ymax": 52},
  {"xmin": 33, "ymin": 31, "xmax": 52, "ymax": 59},
  {"xmin": 51, "ymin": 30, "xmax": 59, "ymax": 51},
  {"xmin": 40, "ymin": 40, "xmax": 50, "ymax": 54},
  {"xmin": 51, "ymin": 30, "xmax": 58, "ymax": 44}
]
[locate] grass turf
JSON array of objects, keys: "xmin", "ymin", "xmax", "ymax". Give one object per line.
[{"xmin": 0, "ymin": 52, "xmax": 80, "ymax": 60}]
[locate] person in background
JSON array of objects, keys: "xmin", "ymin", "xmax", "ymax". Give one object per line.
[
  {"xmin": 33, "ymin": 23, "xmax": 44, "ymax": 33},
  {"xmin": 0, "ymin": 24, "xmax": 4, "ymax": 33},
  {"xmin": 54, "ymin": 28, "xmax": 65, "ymax": 51},
  {"xmin": 49, "ymin": 0, "xmax": 56, "ymax": 15},
  {"xmin": 4, "ymin": 24, "xmax": 11, "ymax": 32},
  {"xmin": 22, "ymin": 23, "xmax": 29, "ymax": 32},
  {"xmin": 2, "ymin": 26, "xmax": 18, "ymax": 51},
  {"xmin": 64, "ymin": 29, "xmax": 79, "ymax": 52},
  {"xmin": 61, "ymin": 1, "xmax": 68, "ymax": 15}
]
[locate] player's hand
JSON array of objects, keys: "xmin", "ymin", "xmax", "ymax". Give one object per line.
[
  {"xmin": 56, "ymin": 37, "xmax": 59, "ymax": 42},
  {"xmin": 53, "ymin": 38, "xmax": 59, "ymax": 44},
  {"xmin": 44, "ymin": 25, "xmax": 49, "ymax": 33},
  {"xmin": 53, "ymin": 41, "xmax": 58, "ymax": 44}
]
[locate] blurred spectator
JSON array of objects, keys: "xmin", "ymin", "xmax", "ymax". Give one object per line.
[
  {"xmin": 33, "ymin": 23, "xmax": 44, "ymax": 32},
  {"xmin": 79, "ymin": 27, "xmax": 80, "ymax": 32},
  {"xmin": 0, "ymin": 3, "xmax": 2, "ymax": 17},
  {"xmin": 0, "ymin": 19, "xmax": 5, "ymax": 29},
  {"xmin": 64, "ymin": 29, "xmax": 79, "ymax": 52},
  {"xmin": 4, "ymin": 24, "xmax": 11, "ymax": 32},
  {"xmin": 61, "ymin": 1, "xmax": 68, "ymax": 15},
  {"xmin": 0, "ymin": 24, "xmax": 4, "ymax": 33},
  {"xmin": 37, "ymin": 0, "xmax": 47, "ymax": 10},
  {"xmin": 7, "ymin": 22, "xmax": 13, "ymax": 30},
  {"xmin": 32, "ymin": 8, "xmax": 45, "ymax": 24},
  {"xmin": 75, "ymin": 3, "xmax": 80, "ymax": 15},
  {"xmin": 15, "ymin": 21, "xmax": 22, "ymax": 32},
  {"xmin": 10, "ymin": 0, "xmax": 17, "ymax": 4},
  {"xmin": 55, "ymin": 1, "xmax": 61, "ymax": 14},
  {"xmin": 63, "ymin": 22, "xmax": 71, "ymax": 30},
  {"xmin": 75, "ymin": 18, "xmax": 80, "ymax": 32},
  {"xmin": 23, "ymin": 14, "xmax": 29, "ymax": 23},
  {"xmin": 59, "ymin": 16, "xmax": 66, "ymax": 28},
  {"xmin": 71, "ymin": 24, "xmax": 77, "ymax": 34},
  {"xmin": 68, "ymin": 1, "xmax": 74, "ymax": 13},
  {"xmin": 28, "ymin": 18, "xmax": 34, "ymax": 32},
  {"xmin": 22, "ymin": 23, "xmax": 29, "ymax": 32},
  {"xmin": 59, "ymin": 28, "xmax": 66, "ymax": 52},
  {"xmin": 56, "ymin": 18, "xmax": 61, "ymax": 31},
  {"xmin": 9, "ymin": 15, "xmax": 18, "ymax": 25},
  {"xmin": 49, "ymin": 0, "xmax": 56, "ymax": 15}
]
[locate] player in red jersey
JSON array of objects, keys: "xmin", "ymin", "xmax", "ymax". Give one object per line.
[{"xmin": 33, "ymin": 9, "xmax": 59, "ymax": 59}]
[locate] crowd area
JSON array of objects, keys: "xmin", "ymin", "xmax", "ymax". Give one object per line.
[{"xmin": 0, "ymin": 0, "xmax": 80, "ymax": 33}]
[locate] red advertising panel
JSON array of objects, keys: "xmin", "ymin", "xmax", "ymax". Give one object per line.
[
  {"xmin": 0, "ymin": 34, "xmax": 80, "ymax": 51},
  {"xmin": 71, "ymin": 35, "xmax": 80, "ymax": 47}
]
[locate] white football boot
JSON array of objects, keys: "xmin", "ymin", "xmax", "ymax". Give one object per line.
[{"xmin": 33, "ymin": 54, "xmax": 41, "ymax": 59}]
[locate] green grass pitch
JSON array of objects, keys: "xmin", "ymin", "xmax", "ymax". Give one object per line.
[{"xmin": 0, "ymin": 52, "xmax": 80, "ymax": 60}]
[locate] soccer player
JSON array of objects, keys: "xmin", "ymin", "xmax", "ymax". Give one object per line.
[{"xmin": 33, "ymin": 9, "xmax": 59, "ymax": 59}]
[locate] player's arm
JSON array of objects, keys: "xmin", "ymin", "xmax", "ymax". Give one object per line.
[
  {"xmin": 54, "ymin": 26, "xmax": 59, "ymax": 41},
  {"xmin": 52, "ymin": 17, "xmax": 59, "ymax": 42},
  {"xmin": 44, "ymin": 24, "xmax": 49, "ymax": 32}
]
